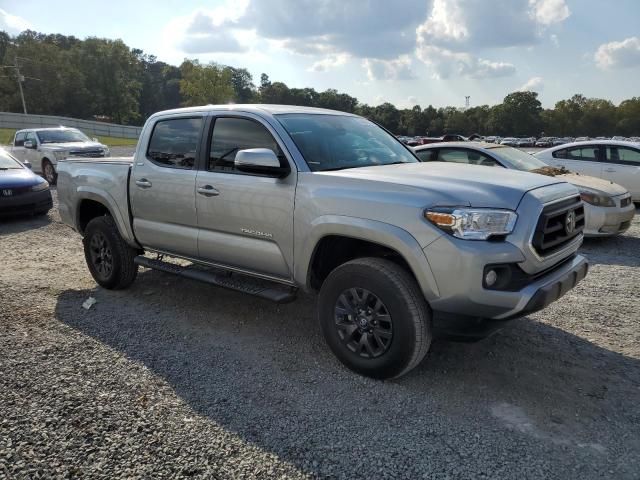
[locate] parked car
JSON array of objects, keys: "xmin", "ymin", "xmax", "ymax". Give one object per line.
[
  {"xmin": 500, "ymin": 137, "xmax": 518, "ymax": 146},
  {"xmin": 552, "ymin": 137, "xmax": 571, "ymax": 146},
  {"xmin": 0, "ymin": 148, "xmax": 52, "ymax": 217},
  {"xmin": 575, "ymin": 136, "xmax": 590, "ymax": 142},
  {"xmin": 535, "ymin": 137, "xmax": 555, "ymax": 148},
  {"xmin": 414, "ymin": 142, "xmax": 635, "ymax": 237},
  {"xmin": 535, "ymin": 140, "xmax": 640, "ymax": 201},
  {"xmin": 56, "ymin": 104, "xmax": 588, "ymax": 379},
  {"xmin": 10, "ymin": 127, "xmax": 110, "ymax": 185}
]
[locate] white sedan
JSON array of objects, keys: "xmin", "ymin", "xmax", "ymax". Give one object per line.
[
  {"xmin": 534, "ymin": 140, "xmax": 640, "ymax": 202},
  {"xmin": 414, "ymin": 142, "xmax": 636, "ymax": 237}
]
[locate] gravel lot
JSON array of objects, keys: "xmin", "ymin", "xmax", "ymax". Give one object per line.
[{"xmin": 1, "ymin": 190, "xmax": 639, "ymax": 479}]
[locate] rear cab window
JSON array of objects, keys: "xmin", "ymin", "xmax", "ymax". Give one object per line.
[{"xmin": 146, "ymin": 117, "xmax": 203, "ymax": 169}]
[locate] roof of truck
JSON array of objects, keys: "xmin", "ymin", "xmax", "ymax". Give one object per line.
[{"xmin": 151, "ymin": 104, "xmax": 357, "ymax": 118}]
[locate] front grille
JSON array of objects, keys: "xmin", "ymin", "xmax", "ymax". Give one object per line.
[
  {"xmin": 532, "ymin": 196, "xmax": 584, "ymax": 257},
  {"xmin": 0, "ymin": 185, "xmax": 31, "ymax": 197},
  {"xmin": 69, "ymin": 150, "xmax": 105, "ymax": 158},
  {"xmin": 620, "ymin": 196, "xmax": 632, "ymax": 208}
]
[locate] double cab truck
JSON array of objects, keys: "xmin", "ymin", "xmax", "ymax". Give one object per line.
[{"xmin": 57, "ymin": 105, "xmax": 588, "ymax": 379}]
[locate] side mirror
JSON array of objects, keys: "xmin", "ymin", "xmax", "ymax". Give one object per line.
[
  {"xmin": 235, "ymin": 148, "xmax": 290, "ymax": 177},
  {"xmin": 24, "ymin": 140, "xmax": 36, "ymax": 149},
  {"xmin": 24, "ymin": 160, "xmax": 33, "ymax": 170},
  {"xmin": 92, "ymin": 137, "xmax": 99, "ymax": 142}
]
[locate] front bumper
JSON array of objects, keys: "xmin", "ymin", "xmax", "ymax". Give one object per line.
[
  {"xmin": 424, "ymin": 233, "xmax": 588, "ymax": 320},
  {"xmin": 583, "ymin": 202, "xmax": 635, "ymax": 237},
  {"xmin": 0, "ymin": 189, "xmax": 53, "ymax": 217}
]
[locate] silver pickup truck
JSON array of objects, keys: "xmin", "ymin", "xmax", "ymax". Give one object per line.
[{"xmin": 58, "ymin": 104, "xmax": 588, "ymax": 379}]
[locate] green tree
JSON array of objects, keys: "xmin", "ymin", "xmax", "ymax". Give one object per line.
[{"xmin": 179, "ymin": 60, "xmax": 234, "ymax": 107}]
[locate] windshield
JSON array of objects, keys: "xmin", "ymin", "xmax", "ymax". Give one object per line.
[
  {"xmin": 488, "ymin": 145, "xmax": 549, "ymax": 171},
  {"xmin": 0, "ymin": 150, "xmax": 23, "ymax": 169},
  {"xmin": 276, "ymin": 114, "xmax": 417, "ymax": 171},
  {"xmin": 36, "ymin": 129, "xmax": 90, "ymax": 144}
]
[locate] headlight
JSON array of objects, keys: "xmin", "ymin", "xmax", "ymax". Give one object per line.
[
  {"xmin": 31, "ymin": 179, "xmax": 49, "ymax": 192},
  {"xmin": 579, "ymin": 188, "xmax": 615, "ymax": 207},
  {"xmin": 425, "ymin": 208, "xmax": 518, "ymax": 240},
  {"xmin": 54, "ymin": 151, "xmax": 68, "ymax": 161}
]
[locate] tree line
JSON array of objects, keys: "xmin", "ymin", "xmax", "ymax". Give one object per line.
[{"xmin": 1, "ymin": 30, "xmax": 638, "ymax": 137}]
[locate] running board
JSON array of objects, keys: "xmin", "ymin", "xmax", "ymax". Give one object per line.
[{"xmin": 134, "ymin": 256, "xmax": 297, "ymax": 304}]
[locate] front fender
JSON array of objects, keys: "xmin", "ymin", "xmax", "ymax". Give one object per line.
[{"xmin": 295, "ymin": 215, "xmax": 440, "ymax": 301}]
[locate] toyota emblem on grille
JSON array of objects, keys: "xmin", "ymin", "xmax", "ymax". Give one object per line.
[
  {"xmin": 565, "ymin": 210, "xmax": 576, "ymax": 234},
  {"xmin": 2, "ymin": 189, "xmax": 12, "ymax": 196}
]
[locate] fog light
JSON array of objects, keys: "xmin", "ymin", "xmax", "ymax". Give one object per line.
[{"xmin": 485, "ymin": 270, "xmax": 498, "ymax": 287}]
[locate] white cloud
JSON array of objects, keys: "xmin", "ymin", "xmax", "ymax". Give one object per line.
[
  {"xmin": 416, "ymin": 0, "xmax": 571, "ymax": 52},
  {"xmin": 416, "ymin": 45, "xmax": 516, "ymax": 79},
  {"xmin": 363, "ymin": 55, "xmax": 415, "ymax": 81},
  {"xmin": 408, "ymin": 96, "xmax": 419, "ymax": 105},
  {"xmin": 165, "ymin": 1, "xmax": 252, "ymax": 54},
  {"xmin": 595, "ymin": 37, "xmax": 640, "ymax": 70},
  {"xmin": 529, "ymin": 0, "xmax": 570, "ymax": 26},
  {"xmin": 308, "ymin": 54, "xmax": 349, "ymax": 72},
  {"xmin": 0, "ymin": 8, "xmax": 31, "ymax": 34},
  {"xmin": 520, "ymin": 76, "xmax": 544, "ymax": 92}
]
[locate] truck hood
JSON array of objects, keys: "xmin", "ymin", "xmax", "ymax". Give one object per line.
[
  {"xmin": 321, "ymin": 162, "xmax": 567, "ymax": 208},
  {"xmin": 40, "ymin": 141, "xmax": 106, "ymax": 151},
  {"xmin": 557, "ymin": 173, "xmax": 628, "ymax": 196}
]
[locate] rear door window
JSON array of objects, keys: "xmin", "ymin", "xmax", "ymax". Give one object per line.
[
  {"xmin": 437, "ymin": 148, "xmax": 499, "ymax": 166},
  {"xmin": 564, "ymin": 146, "xmax": 600, "ymax": 161},
  {"xmin": 146, "ymin": 117, "xmax": 203, "ymax": 169}
]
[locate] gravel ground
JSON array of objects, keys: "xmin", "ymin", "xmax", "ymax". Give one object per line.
[{"xmin": 1, "ymin": 191, "xmax": 639, "ymax": 479}]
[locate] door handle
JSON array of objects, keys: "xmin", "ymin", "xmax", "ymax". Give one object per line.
[
  {"xmin": 197, "ymin": 185, "xmax": 220, "ymax": 197},
  {"xmin": 604, "ymin": 168, "xmax": 616, "ymax": 173},
  {"xmin": 135, "ymin": 178, "xmax": 152, "ymax": 188}
]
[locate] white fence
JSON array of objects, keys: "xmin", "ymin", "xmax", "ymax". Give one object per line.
[{"xmin": 0, "ymin": 112, "xmax": 142, "ymax": 139}]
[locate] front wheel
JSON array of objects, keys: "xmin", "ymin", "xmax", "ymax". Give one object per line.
[
  {"xmin": 318, "ymin": 257, "xmax": 432, "ymax": 379},
  {"xmin": 83, "ymin": 215, "xmax": 138, "ymax": 290},
  {"xmin": 42, "ymin": 159, "xmax": 57, "ymax": 185}
]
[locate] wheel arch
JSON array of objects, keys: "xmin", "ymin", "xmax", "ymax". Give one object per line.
[{"xmin": 297, "ymin": 216, "xmax": 439, "ymax": 300}]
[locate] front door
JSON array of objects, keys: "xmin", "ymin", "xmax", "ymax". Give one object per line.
[
  {"xmin": 130, "ymin": 115, "xmax": 204, "ymax": 258},
  {"xmin": 195, "ymin": 114, "xmax": 296, "ymax": 279},
  {"xmin": 602, "ymin": 145, "xmax": 640, "ymax": 200}
]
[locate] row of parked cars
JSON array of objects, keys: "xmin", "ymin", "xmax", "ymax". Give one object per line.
[{"xmin": 399, "ymin": 134, "xmax": 640, "ymax": 148}]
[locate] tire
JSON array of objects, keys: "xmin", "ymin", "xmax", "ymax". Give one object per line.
[
  {"xmin": 42, "ymin": 159, "xmax": 58, "ymax": 185},
  {"xmin": 318, "ymin": 257, "xmax": 432, "ymax": 379},
  {"xmin": 83, "ymin": 215, "xmax": 138, "ymax": 290}
]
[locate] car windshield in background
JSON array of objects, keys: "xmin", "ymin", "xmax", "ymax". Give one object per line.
[
  {"xmin": 0, "ymin": 151, "xmax": 23, "ymax": 169},
  {"xmin": 276, "ymin": 114, "xmax": 417, "ymax": 172},
  {"xmin": 489, "ymin": 145, "xmax": 549, "ymax": 171},
  {"xmin": 36, "ymin": 129, "xmax": 90, "ymax": 144}
]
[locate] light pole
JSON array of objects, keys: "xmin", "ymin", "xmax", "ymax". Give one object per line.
[{"xmin": 14, "ymin": 55, "xmax": 27, "ymax": 114}]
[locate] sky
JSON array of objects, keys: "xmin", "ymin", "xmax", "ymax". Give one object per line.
[{"xmin": 1, "ymin": 0, "xmax": 639, "ymax": 109}]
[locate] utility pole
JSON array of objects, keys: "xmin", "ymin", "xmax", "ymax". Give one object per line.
[
  {"xmin": 14, "ymin": 55, "xmax": 27, "ymax": 114},
  {"xmin": 464, "ymin": 96, "xmax": 470, "ymax": 109}
]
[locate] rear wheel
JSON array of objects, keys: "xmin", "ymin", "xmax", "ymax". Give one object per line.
[
  {"xmin": 318, "ymin": 257, "xmax": 432, "ymax": 379},
  {"xmin": 42, "ymin": 159, "xmax": 57, "ymax": 185},
  {"xmin": 83, "ymin": 215, "xmax": 138, "ymax": 289}
]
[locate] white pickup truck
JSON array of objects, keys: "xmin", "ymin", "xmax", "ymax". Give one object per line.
[{"xmin": 57, "ymin": 104, "xmax": 588, "ymax": 379}]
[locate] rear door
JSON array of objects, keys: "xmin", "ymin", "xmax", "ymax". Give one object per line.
[
  {"xmin": 546, "ymin": 145, "xmax": 603, "ymax": 177},
  {"xmin": 130, "ymin": 115, "xmax": 204, "ymax": 258},
  {"xmin": 601, "ymin": 145, "xmax": 640, "ymax": 200},
  {"xmin": 195, "ymin": 113, "xmax": 296, "ymax": 279}
]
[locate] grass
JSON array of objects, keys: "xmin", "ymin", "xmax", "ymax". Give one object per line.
[{"xmin": 0, "ymin": 128, "xmax": 138, "ymax": 147}]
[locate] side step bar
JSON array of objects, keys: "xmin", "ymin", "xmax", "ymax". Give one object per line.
[{"xmin": 134, "ymin": 256, "xmax": 297, "ymax": 304}]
